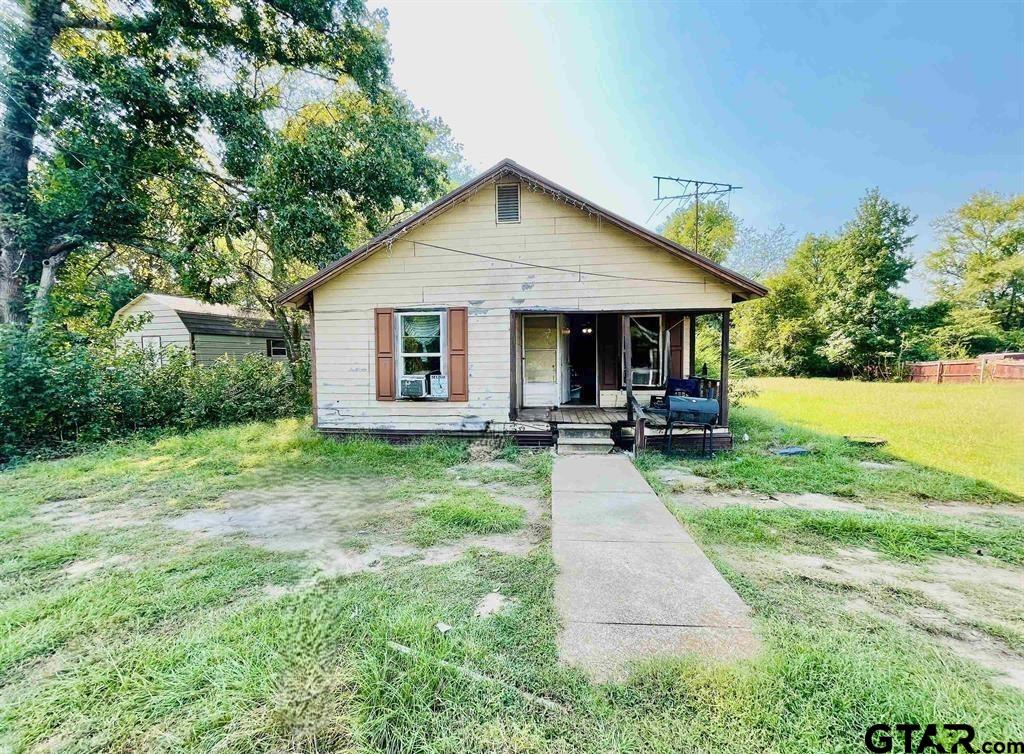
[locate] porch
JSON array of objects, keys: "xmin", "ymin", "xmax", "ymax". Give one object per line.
[
  {"xmin": 510, "ymin": 308, "xmax": 734, "ymax": 452},
  {"xmin": 518, "ymin": 406, "xmax": 659, "ymax": 425},
  {"xmin": 516, "ymin": 405, "xmax": 733, "ymax": 452}
]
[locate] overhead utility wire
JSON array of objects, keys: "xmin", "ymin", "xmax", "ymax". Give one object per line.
[{"xmin": 412, "ymin": 240, "xmax": 707, "ymax": 287}]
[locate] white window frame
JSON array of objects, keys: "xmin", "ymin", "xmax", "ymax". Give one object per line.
[
  {"xmin": 395, "ymin": 310, "xmax": 447, "ymax": 399},
  {"xmin": 495, "ymin": 183, "xmax": 521, "ymax": 224},
  {"xmin": 268, "ymin": 339, "xmax": 287, "ymax": 357},
  {"xmin": 141, "ymin": 335, "xmax": 163, "ymax": 365},
  {"xmin": 623, "ymin": 314, "xmax": 665, "ymax": 388}
]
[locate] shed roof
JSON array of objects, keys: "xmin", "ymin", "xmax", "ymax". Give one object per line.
[
  {"xmin": 176, "ymin": 311, "xmax": 284, "ymax": 339},
  {"xmin": 276, "ymin": 158, "xmax": 769, "ymax": 307},
  {"xmin": 115, "ymin": 293, "xmax": 286, "ymax": 339}
]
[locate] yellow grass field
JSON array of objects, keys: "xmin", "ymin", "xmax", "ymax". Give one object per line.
[{"xmin": 746, "ymin": 378, "xmax": 1024, "ymax": 499}]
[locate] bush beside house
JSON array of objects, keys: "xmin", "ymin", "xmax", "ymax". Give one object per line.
[{"xmin": 0, "ymin": 323, "xmax": 310, "ymax": 462}]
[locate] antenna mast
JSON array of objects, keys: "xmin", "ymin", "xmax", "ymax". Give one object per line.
[{"xmin": 651, "ymin": 175, "xmax": 742, "ymax": 254}]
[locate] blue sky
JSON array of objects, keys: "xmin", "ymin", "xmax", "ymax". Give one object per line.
[{"xmin": 373, "ymin": 0, "xmax": 1023, "ymax": 301}]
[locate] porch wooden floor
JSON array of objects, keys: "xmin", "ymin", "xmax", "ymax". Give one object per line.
[{"xmin": 517, "ymin": 406, "xmax": 667, "ymax": 427}]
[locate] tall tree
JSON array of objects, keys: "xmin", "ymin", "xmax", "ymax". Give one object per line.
[
  {"xmin": 732, "ymin": 234, "xmax": 832, "ymax": 375},
  {"xmin": 925, "ymin": 191, "xmax": 1024, "ymax": 339},
  {"xmin": 660, "ymin": 199, "xmax": 737, "ymax": 263},
  {"xmin": 0, "ymin": 0, "xmax": 389, "ymax": 324},
  {"xmin": 196, "ymin": 85, "xmax": 450, "ymax": 360},
  {"xmin": 727, "ymin": 221, "xmax": 794, "ymax": 280},
  {"xmin": 814, "ymin": 189, "xmax": 916, "ymax": 378}
]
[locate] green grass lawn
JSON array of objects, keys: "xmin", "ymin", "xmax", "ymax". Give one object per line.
[
  {"xmin": 638, "ymin": 378, "xmax": 1023, "ymax": 503},
  {"xmin": 744, "ymin": 377, "xmax": 1024, "ymax": 499},
  {"xmin": 1, "ymin": 417, "xmax": 1022, "ymax": 752}
]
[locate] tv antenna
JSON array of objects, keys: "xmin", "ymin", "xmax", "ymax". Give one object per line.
[{"xmin": 648, "ymin": 175, "xmax": 742, "ymax": 254}]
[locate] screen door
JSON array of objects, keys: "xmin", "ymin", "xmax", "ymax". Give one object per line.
[{"xmin": 522, "ymin": 315, "xmax": 559, "ymax": 407}]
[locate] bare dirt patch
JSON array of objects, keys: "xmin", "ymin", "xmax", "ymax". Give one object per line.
[
  {"xmin": 164, "ymin": 474, "xmax": 548, "ymax": 576},
  {"xmin": 921, "ymin": 501, "xmax": 1024, "ymax": 522},
  {"xmin": 858, "ymin": 461, "xmax": 900, "ymax": 471},
  {"xmin": 669, "ymin": 487, "xmax": 1024, "ymax": 524},
  {"xmin": 736, "ymin": 546, "xmax": 1024, "ymax": 689},
  {"xmin": 62, "ymin": 554, "xmax": 135, "ymax": 579},
  {"xmin": 655, "ymin": 467, "xmax": 707, "ymax": 488},
  {"xmin": 669, "ymin": 489, "xmax": 871, "ymax": 513},
  {"xmin": 37, "ymin": 498, "xmax": 148, "ymax": 533},
  {"xmin": 474, "ymin": 591, "xmax": 514, "ymax": 617}
]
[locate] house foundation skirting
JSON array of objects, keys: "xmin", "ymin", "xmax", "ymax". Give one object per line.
[
  {"xmin": 318, "ymin": 427, "xmax": 556, "ymax": 447},
  {"xmin": 318, "ymin": 424, "xmax": 732, "ymax": 452}
]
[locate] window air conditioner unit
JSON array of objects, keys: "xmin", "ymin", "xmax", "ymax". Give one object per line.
[
  {"xmin": 399, "ymin": 375, "xmax": 427, "ymax": 398},
  {"xmin": 632, "ymin": 368, "xmax": 657, "ymax": 387}
]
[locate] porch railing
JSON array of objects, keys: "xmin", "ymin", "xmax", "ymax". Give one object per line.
[{"xmin": 629, "ymin": 395, "xmax": 647, "ymax": 452}]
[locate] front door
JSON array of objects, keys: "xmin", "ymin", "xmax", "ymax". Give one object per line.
[{"xmin": 522, "ymin": 314, "xmax": 560, "ymax": 407}]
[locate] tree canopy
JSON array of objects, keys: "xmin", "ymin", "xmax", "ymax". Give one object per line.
[
  {"xmin": 660, "ymin": 199, "xmax": 737, "ymax": 263},
  {"xmin": 734, "ymin": 191, "xmax": 921, "ymax": 378},
  {"xmin": 924, "ymin": 191, "xmax": 1024, "ymax": 355},
  {"xmin": 0, "ymin": 0, "xmax": 452, "ymax": 329},
  {"xmin": 813, "ymin": 190, "xmax": 916, "ymax": 377}
]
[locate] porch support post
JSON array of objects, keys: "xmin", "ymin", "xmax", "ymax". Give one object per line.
[
  {"xmin": 719, "ymin": 310, "xmax": 730, "ymax": 427},
  {"xmin": 622, "ymin": 314, "xmax": 633, "ymax": 422},
  {"xmin": 688, "ymin": 314, "xmax": 697, "ymax": 377},
  {"xmin": 509, "ymin": 312, "xmax": 519, "ymax": 420}
]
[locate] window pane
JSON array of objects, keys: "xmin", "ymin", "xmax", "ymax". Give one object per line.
[
  {"xmin": 524, "ymin": 316, "xmax": 557, "ymax": 349},
  {"xmin": 403, "ymin": 356, "xmax": 441, "ymax": 376},
  {"xmin": 401, "ymin": 314, "xmax": 441, "ymax": 357},
  {"xmin": 630, "ymin": 316, "xmax": 660, "ymax": 379},
  {"xmin": 402, "ymin": 335, "xmax": 440, "ymax": 354}
]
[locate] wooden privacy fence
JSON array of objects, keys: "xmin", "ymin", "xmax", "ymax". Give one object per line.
[{"xmin": 908, "ymin": 354, "xmax": 1024, "ymax": 384}]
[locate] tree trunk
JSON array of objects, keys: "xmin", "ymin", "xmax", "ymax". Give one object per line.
[
  {"xmin": 0, "ymin": 0, "xmax": 64, "ymax": 324},
  {"xmin": 0, "ymin": 247, "xmax": 25, "ymax": 324},
  {"xmin": 28, "ymin": 247, "xmax": 72, "ymax": 327}
]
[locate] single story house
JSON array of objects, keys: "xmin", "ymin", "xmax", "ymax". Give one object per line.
[
  {"xmin": 115, "ymin": 293, "xmax": 291, "ymax": 365},
  {"xmin": 277, "ymin": 159, "xmax": 767, "ymax": 451}
]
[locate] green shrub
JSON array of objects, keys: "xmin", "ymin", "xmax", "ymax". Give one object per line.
[{"xmin": 0, "ymin": 323, "xmax": 310, "ymax": 462}]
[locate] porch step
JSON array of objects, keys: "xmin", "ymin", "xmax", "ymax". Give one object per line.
[
  {"xmin": 558, "ymin": 423, "xmax": 613, "ymax": 439},
  {"xmin": 557, "ymin": 424, "xmax": 614, "ymax": 455}
]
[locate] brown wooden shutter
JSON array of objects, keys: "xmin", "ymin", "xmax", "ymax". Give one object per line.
[
  {"xmin": 597, "ymin": 314, "xmax": 620, "ymax": 390},
  {"xmin": 374, "ymin": 308, "xmax": 395, "ymax": 401},
  {"xmin": 666, "ymin": 314, "xmax": 685, "ymax": 379},
  {"xmin": 447, "ymin": 307, "xmax": 469, "ymax": 402}
]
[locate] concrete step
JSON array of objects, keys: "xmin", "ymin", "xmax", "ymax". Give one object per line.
[
  {"xmin": 558, "ymin": 423, "xmax": 613, "ymax": 439},
  {"xmin": 559, "ymin": 444, "xmax": 614, "ymax": 455},
  {"xmin": 557, "ymin": 436, "xmax": 614, "ymax": 455}
]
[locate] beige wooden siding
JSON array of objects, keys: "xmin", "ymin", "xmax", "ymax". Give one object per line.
[
  {"xmin": 313, "ymin": 181, "xmax": 738, "ymax": 431},
  {"xmin": 193, "ymin": 334, "xmax": 273, "ymax": 366},
  {"xmin": 117, "ymin": 297, "xmax": 191, "ymax": 351}
]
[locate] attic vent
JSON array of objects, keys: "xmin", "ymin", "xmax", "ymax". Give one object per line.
[{"xmin": 496, "ymin": 184, "xmax": 520, "ymax": 223}]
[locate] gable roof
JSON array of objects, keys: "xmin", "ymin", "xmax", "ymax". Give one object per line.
[
  {"xmin": 115, "ymin": 293, "xmax": 285, "ymax": 338},
  {"xmin": 276, "ymin": 158, "xmax": 768, "ymax": 307}
]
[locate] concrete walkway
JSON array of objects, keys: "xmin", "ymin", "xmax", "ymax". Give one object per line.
[{"xmin": 552, "ymin": 455, "xmax": 759, "ymax": 680}]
